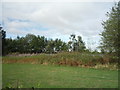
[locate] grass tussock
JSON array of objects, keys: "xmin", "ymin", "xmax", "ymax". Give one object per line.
[{"xmin": 2, "ymin": 52, "xmax": 118, "ymax": 70}]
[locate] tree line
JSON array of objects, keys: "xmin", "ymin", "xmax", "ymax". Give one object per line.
[{"xmin": 0, "ymin": 27, "xmax": 86, "ymax": 55}]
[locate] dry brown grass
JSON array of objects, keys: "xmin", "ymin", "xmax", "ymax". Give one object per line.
[{"xmin": 2, "ymin": 52, "xmax": 118, "ymax": 70}]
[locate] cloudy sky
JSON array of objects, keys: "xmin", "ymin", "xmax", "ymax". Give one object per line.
[{"xmin": 0, "ymin": 0, "xmax": 118, "ymax": 50}]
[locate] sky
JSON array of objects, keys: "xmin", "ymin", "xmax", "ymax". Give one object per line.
[{"xmin": 0, "ymin": 0, "xmax": 118, "ymax": 50}]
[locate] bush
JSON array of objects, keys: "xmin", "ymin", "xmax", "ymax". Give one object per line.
[{"xmin": 2, "ymin": 52, "xmax": 118, "ymax": 69}]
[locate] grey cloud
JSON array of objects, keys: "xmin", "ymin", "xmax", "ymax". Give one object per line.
[{"xmin": 3, "ymin": 2, "xmax": 114, "ymax": 50}]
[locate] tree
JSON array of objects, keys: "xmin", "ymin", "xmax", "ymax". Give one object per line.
[
  {"xmin": 68, "ymin": 34, "xmax": 86, "ymax": 52},
  {"xmin": 45, "ymin": 39, "xmax": 55, "ymax": 53},
  {"xmin": 69, "ymin": 34, "xmax": 77, "ymax": 51},
  {"xmin": 54, "ymin": 39, "xmax": 62, "ymax": 52},
  {"xmin": 77, "ymin": 36, "xmax": 86, "ymax": 52},
  {"xmin": 0, "ymin": 26, "xmax": 6, "ymax": 39},
  {"xmin": 100, "ymin": 1, "xmax": 120, "ymax": 55},
  {"xmin": 38, "ymin": 36, "xmax": 48, "ymax": 53},
  {"xmin": 61, "ymin": 42, "xmax": 68, "ymax": 51},
  {"xmin": 5, "ymin": 38, "xmax": 14, "ymax": 54},
  {"xmin": 0, "ymin": 26, "xmax": 6, "ymax": 55}
]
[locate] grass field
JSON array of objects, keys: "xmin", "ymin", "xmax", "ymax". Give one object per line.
[{"xmin": 3, "ymin": 64, "xmax": 118, "ymax": 88}]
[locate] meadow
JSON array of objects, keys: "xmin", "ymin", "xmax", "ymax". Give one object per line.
[
  {"xmin": 1, "ymin": 0, "xmax": 120, "ymax": 88},
  {"xmin": 3, "ymin": 64, "xmax": 118, "ymax": 88},
  {"xmin": 2, "ymin": 52, "xmax": 118, "ymax": 70},
  {"xmin": 2, "ymin": 52, "xmax": 119, "ymax": 88}
]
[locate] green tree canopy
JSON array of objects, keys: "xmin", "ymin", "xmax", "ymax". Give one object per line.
[
  {"xmin": 69, "ymin": 34, "xmax": 86, "ymax": 52},
  {"xmin": 100, "ymin": 1, "xmax": 120, "ymax": 54}
]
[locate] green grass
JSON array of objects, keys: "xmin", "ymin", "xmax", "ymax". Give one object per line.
[{"xmin": 3, "ymin": 64, "xmax": 118, "ymax": 88}]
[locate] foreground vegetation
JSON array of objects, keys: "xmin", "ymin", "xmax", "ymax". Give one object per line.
[
  {"xmin": 3, "ymin": 52, "xmax": 118, "ymax": 70},
  {"xmin": 3, "ymin": 64, "xmax": 118, "ymax": 88}
]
